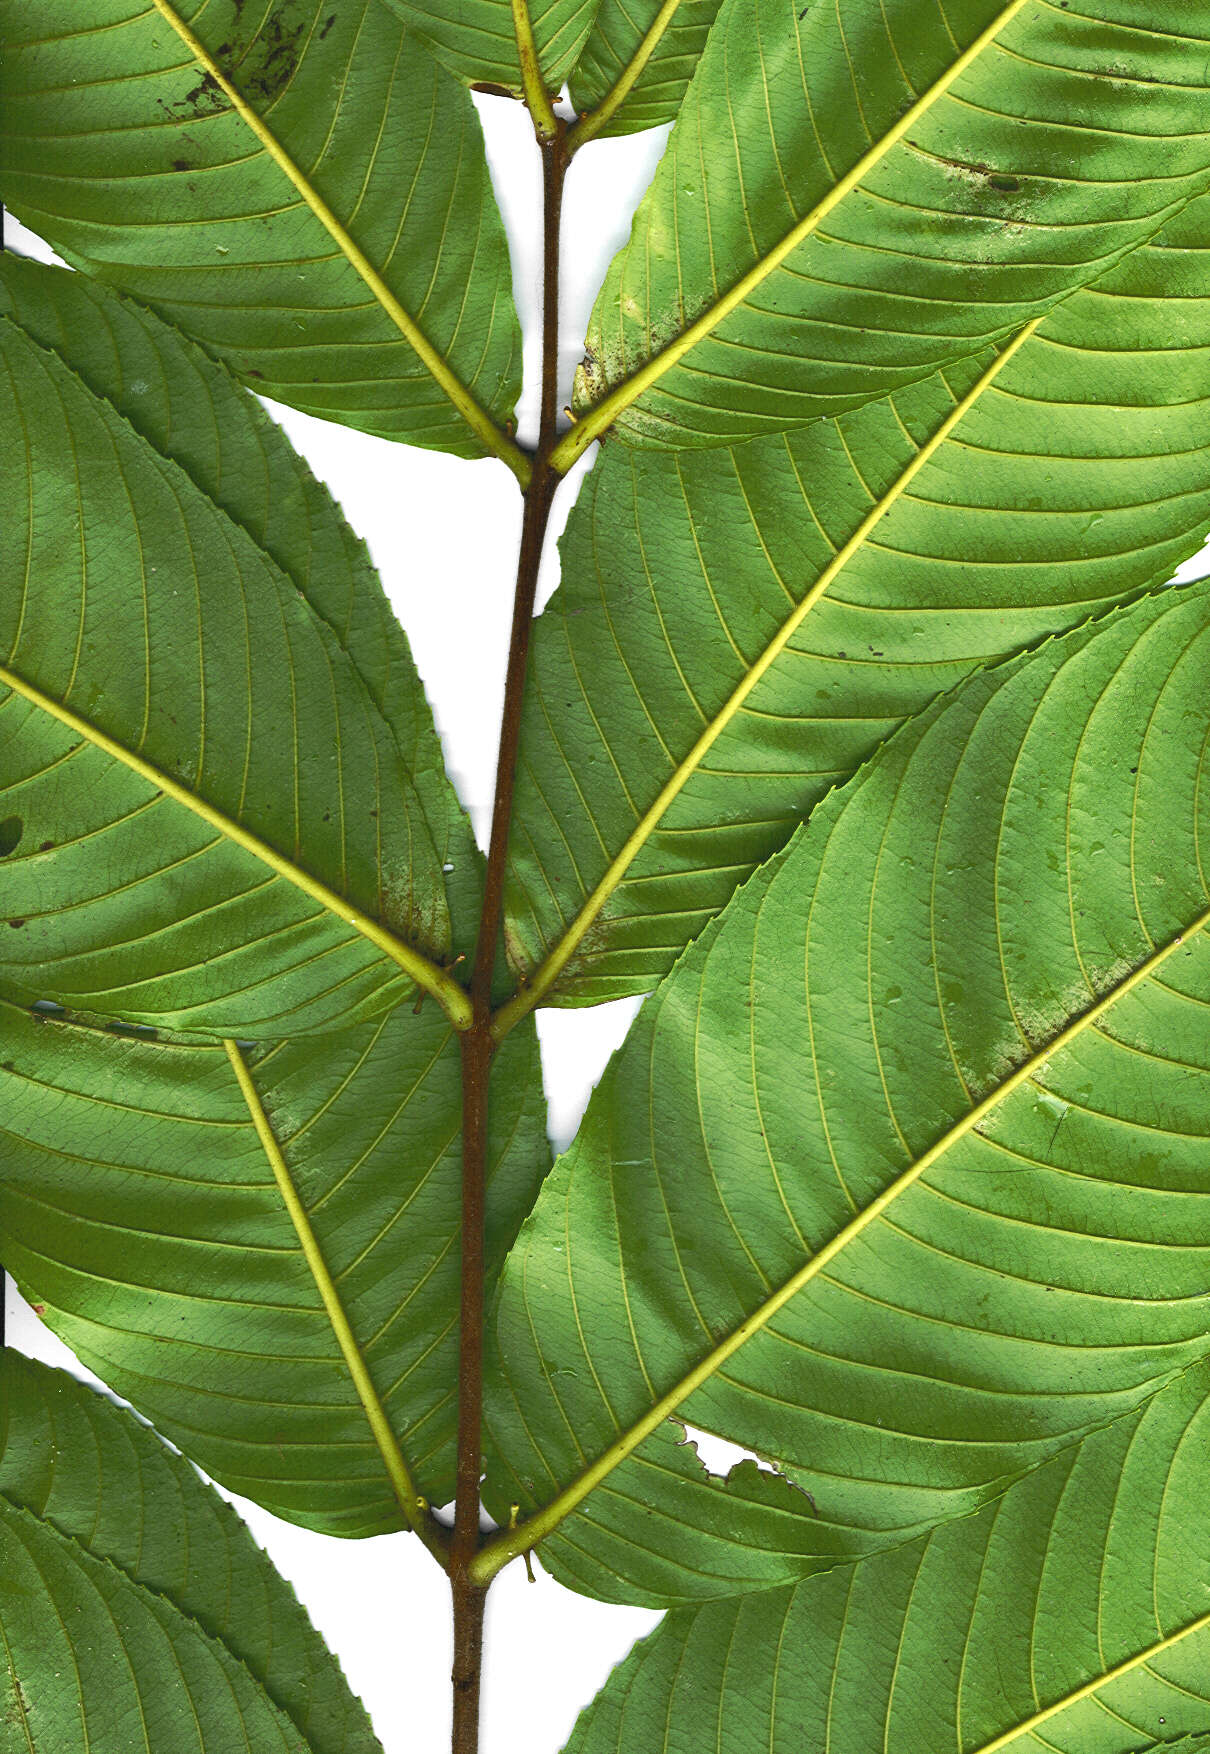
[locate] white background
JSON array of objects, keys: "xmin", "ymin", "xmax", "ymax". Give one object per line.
[{"xmin": 3, "ymin": 92, "xmax": 684, "ymax": 1754}]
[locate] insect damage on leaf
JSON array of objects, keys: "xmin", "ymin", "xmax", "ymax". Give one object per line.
[{"xmin": 4, "ymin": 0, "xmax": 1210, "ymax": 1750}]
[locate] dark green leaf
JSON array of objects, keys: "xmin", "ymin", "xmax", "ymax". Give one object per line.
[{"xmin": 0, "ymin": 254, "xmax": 482, "ymax": 949}]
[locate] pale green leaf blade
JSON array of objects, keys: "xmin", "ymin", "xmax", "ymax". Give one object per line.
[
  {"xmin": 0, "ymin": 1353, "xmax": 379, "ymax": 1754},
  {"xmin": 0, "ymin": 254, "xmax": 482, "ymax": 952},
  {"xmin": 562, "ymin": 1366, "xmax": 1210, "ymax": 1754},
  {"xmin": 0, "ymin": 1502, "xmax": 321, "ymax": 1753},
  {"xmin": 380, "ymin": 0, "xmax": 598, "ymax": 99},
  {"xmin": 0, "ymin": 290, "xmax": 471, "ymax": 1036},
  {"xmin": 0, "ymin": 1000, "xmax": 547, "ymax": 1534},
  {"xmin": 504, "ymin": 200, "xmax": 1210, "ymax": 1007},
  {"xmin": 565, "ymin": 0, "xmax": 1210, "ymax": 458},
  {"xmin": 0, "ymin": 0, "xmax": 524, "ymax": 467},
  {"xmin": 485, "ymin": 574, "xmax": 1210, "ymax": 1603},
  {"xmin": 568, "ymin": 0, "xmax": 724, "ymax": 137}
]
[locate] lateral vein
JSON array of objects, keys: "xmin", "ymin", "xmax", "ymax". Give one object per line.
[
  {"xmin": 0, "ymin": 660, "xmax": 474, "ymax": 1028},
  {"xmin": 474, "ymin": 899, "xmax": 1210, "ymax": 1581},
  {"xmin": 551, "ymin": 0, "xmax": 1032, "ymax": 469},
  {"xmin": 146, "ymin": 0, "xmax": 531, "ymax": 486},
  {"xmin": 970, "ymin": 1604, "xmax": 1210, "ymax": 1752},
  {"xmin": 224, "ymin": 1041, "xmax": 441, "ymax": 1551},
  {"xmin": 496, "ymin": 319, "xmax": 1041, "ymax": 1034}
]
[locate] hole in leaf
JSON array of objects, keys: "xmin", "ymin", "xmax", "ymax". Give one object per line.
[
  {"xmin": 106, "ymin": 1021, "xmax": 159, "ymax": 1041},
  {"xmin": 30, "ymin": 999, "xmax": 66, "ymax": 1017},
  {"xmin": 0, "ymin": 817, "xmax": 23, "ymax": 857}
]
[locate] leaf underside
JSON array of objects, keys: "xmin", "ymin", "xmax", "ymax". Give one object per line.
[
  {"xmin": 576, "ymin": 0, "xmax": 1210, "ymax": 449},
  {"xmin": 0, "ymin": 0, "xmax": 522, "ymax": 456},
  {"xmin": 487, "ymin": 574, "xmax": 1210, "ymax": 1605},
  {"xmin": 506, "ymin": 196, "xmax": 1210, "ymax": 1002},
  {"xmin": 381, "ymin": 0, "xmax": 596, "ymax": 98},
  {"xmin": 0, "ymin": 998, "xmax": 547, "ymax": 1534},
  {"xmin": 0, "ymin": 261, "xmax": 466, "ymax": 1037},
  {"xmin": 568, "ymin": 0, "xmax": 726, "ymax": 136},
  {"xmin": 564, "ymin": 1362, "xmax": 1210, "ymax": 1754},
  {"xmin": 0, "ymin": 1353, "xmax": 381, "ymax": 1754}
]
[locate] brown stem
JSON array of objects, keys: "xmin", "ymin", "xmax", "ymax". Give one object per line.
[
  {"xmin": 451, "ymin": 1560, "xmax": 489, "ymax": 1753},
  {"xmin": 449, "ymin": 124, "xmax": 568, "ymax": 1754}
]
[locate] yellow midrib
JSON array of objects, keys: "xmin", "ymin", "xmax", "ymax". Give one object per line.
[
  {"xmin": 224, "ymin": 1042, "xmax": 443, "ymax": 1555},
  {"xmin": 147, "ymin": 0, "xmax": 530, "ymax": 486},
  {"xmin": 569, "ymin": 0, "xmax": 690, "ymax": 147},
  {"xmin": 473, "ymin": 897, "xmax": 1210, "ymax": 1582},
  {"xmin": 551, "ymin": 0, "xmax": 1032, "ymax": 467},
  {"xmin": 0, "ymin": 660, "xmax": 473, "ymax": 1027},
  {"xmin": 495, "ymin": 317, "xmax": 1041, "ymax": 1037},
  {"xmin": 970, "ymin": 1604, "xmax": 1210, "ymax": 1752}
]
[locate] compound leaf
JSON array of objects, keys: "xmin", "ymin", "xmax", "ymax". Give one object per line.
[
  {"xmin": 565, "ymin": 0, "xmax": 1210, "ymax": 458},
  {"xmin": 0, "ymin": 0, "xmax": 524, "ymax": 468},
  {"xmin": 486, "ymin": 574, "xmax": 1210, "ymax": 1603},
  {"xmin": 0, "ymin": 1353, "xmax": 379, "ymax": 1754},
  {"xmin": 504, "ymin": 199, "xmax": 1210, "ymax": 1007}
]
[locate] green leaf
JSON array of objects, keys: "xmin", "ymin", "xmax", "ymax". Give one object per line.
[
  {"xmin": 483, "ymin": 574, "xmax": 1210, "ymax": 1603},
  {"xmin": 559, "ymin": 0, "xmax": 1210, "ymax": 463},
  {"xmin": 0, "ymin": 281, "xmax": 474, "ymax": 1036},
  {"xmin": 0, "ymin": 254, "xmax": 482, "ymax": 951},
  {"xmin": 0, "ymin": 999, "xmax": 547, "ymax": 1535},
  {"xmin": 0, "ymin": 1504, "xmax": 324, "ymax": 1752},
  {"xmin": 380, "ymin": 0, "xmax": 597, "ymax": 101},
  {"xmin": 562, "ymin": 1364, "xmax": 1210, "ymax": 1754},
  {"xmin": 568, "ymin": 0, "xmax": 725, "ymax": 139},
  {"xmin": 0, "ymin": 1353, "xmax": 379, "ymax": 1754},
  {"xmin": 503, "ymin": 200, "xmax": 1210, "ymax": 1009},
  {"xmin": 0, "ymin": 0, "xmax": 525, "ymax": 472}
]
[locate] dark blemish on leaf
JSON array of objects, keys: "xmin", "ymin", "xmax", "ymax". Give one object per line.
[
  {"xmin": 30, "ymin": 1000, "xmax": 65, "ymax": 1017},
  {"xmin": 171, "ymin": 158, "xmax": 191, "ymax": 172},
  {"xmin": 106, "ymin": 1021, "xmax": 160, "ymax": 1040},
  {"xmin": 988, "ymin": 174, "xmax": 1020, "ymax": 193},
  {"xmin": 319, "ymin": 13, "xmax": 336, "ymax": 39},
  {"xmin": 472, "ymin": 81, "xmax": 519, "ymax": 98},
  {"xmin": 1, "ymin": 1062, "xmax": 14, "ymax": 1074},
  {"xmin": 8, "ymin": 919, "xmax": 25, "ymax": 929},
  {"xmin": 235, "ymin": 4, "xmax": 308, "ymax": 102},
  {"xmin": 0, "ymin": 816, "xmax": 22, "ymax": 856},
  {"xmin": 246, "ymin": 368, "xmax": 266, "ymax": 379},
  {"xmin": 181, "ymin": 69, "xmax": 226, "ymax": 115}
]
